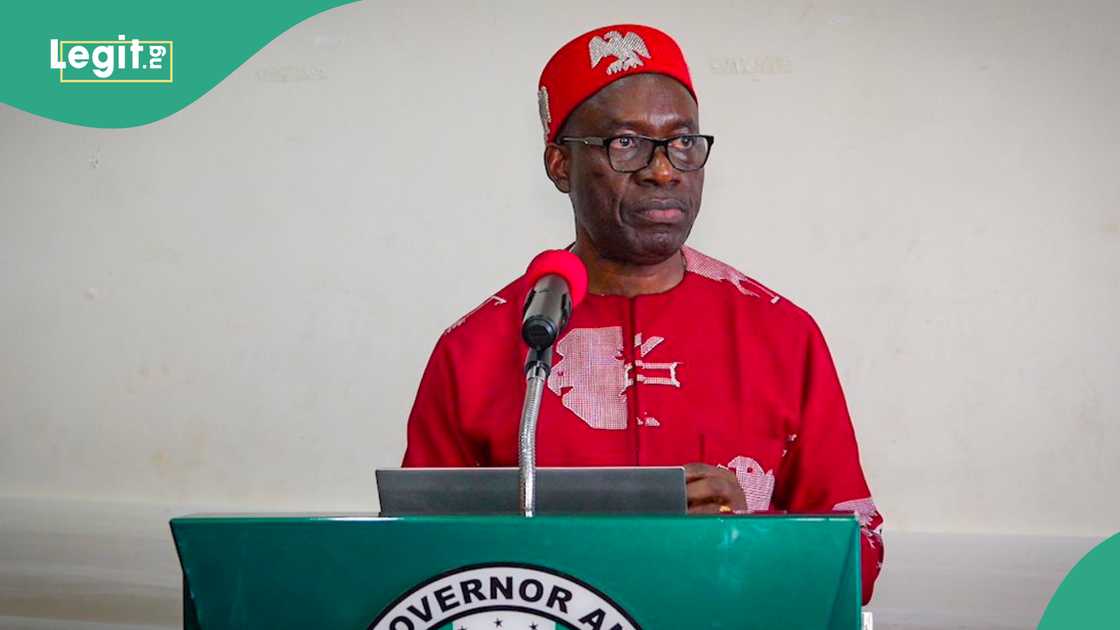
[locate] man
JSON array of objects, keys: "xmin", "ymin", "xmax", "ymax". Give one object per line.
[{"xmin": 402, "ymin": 24, "xmax": 884, "ymax": 602}]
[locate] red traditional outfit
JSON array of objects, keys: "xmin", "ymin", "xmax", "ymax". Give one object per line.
[{"xmin": 403, "ymin": 247, "xmax": 884, "ymax": 602}]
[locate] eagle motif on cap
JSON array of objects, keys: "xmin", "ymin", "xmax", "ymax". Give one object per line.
[{"xmin": 589, "ymin": 30, "xmax": 651, "ymax": 75}]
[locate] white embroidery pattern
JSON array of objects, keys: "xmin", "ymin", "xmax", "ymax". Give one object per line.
[
  {"xmin": 682, "ymin": 247, "xmax": 781, "ymax": 304},
  {"xmin": 728, "ymin": 455, "xmax": 776, "ymax": 512},
  {"xmin": 443, "ymin": 296, "xmax": 507, "ymax": 335},
  {"xmin": 537, "ymin": 86, "xmax": 551, "ymax": 142},
  {"xmin": 588, "ymin": 30, "xmax": 651, "ymax": 75},
  {"xmin": 548, "ymin": 328, "xmax": 682, "ymax": 430},
  {"xmin": 548, "ymin": 327, "xmax": 628, "ymax": 429},
  {"xmin": 832, "ymin": 497, "xmax": 880, "ymax": 528},
  {"xmin": 627, "ymin": 333, "xmax": 681, "ymax": 387}
]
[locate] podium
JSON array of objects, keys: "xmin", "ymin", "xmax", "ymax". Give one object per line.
[{"xmin": 171, "ymin": 513, "xmax": 863, "ymax": 629}]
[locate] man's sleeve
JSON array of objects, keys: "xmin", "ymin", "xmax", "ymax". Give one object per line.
[
  {"xmin": 401, "ymin": 337, "xmax": 478, "ymax": 467},
  {"xmin": 772, "ymin": 317, "xmax": 884, "ymax": 604}
]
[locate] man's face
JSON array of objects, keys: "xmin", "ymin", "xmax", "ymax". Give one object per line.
[{"xmin": 546, "ymin": 74, "xmax": 704, "ymax": 266}]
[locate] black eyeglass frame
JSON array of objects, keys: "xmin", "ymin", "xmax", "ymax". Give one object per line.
[{"xmin": 555, "ymin": 134, "xmax": 716, "ymax": 173}]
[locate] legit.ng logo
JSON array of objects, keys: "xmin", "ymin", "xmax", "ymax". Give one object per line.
[{"xmin": 49, "ymin": 35, "xmax": 173, "ymax": 83}]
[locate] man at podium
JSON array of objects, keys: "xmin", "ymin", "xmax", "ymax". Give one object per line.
[{"xmin": 401, "ymin": 24, "xmax": 884, "ymax": 604}]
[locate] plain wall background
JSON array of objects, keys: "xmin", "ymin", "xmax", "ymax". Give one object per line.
[{"xmin": 2, "ymin": 0, "xmax": 1119, "ymax": 543}]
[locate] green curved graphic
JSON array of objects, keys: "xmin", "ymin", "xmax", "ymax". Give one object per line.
[
  {"xmin": 0, "ymin": 0, "xmax": 356, "ymax": 128},
  {"xmin": 1038, "ymin": 532, "xmax": 1120, "ymax": 628}
]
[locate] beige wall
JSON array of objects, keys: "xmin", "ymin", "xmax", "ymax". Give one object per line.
[{"xmin": 2, "ymin": 0, "xmax": 1118, "ymax": 544}]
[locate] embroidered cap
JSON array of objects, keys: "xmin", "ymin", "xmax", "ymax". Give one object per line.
[{"xmin": 537, "ymin": 24, "xmax": 696, "ymax": 143}]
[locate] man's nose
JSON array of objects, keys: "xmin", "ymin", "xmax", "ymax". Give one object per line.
[{"xmin": 638, "ymin": 145, "xmax": 681, "ymax": 187}]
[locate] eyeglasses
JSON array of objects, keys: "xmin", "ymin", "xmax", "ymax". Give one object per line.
[{"xmin": 556, "ymin": 134, "xmax": 715, "ymax": 173}]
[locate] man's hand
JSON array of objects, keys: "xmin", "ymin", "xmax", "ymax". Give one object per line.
[{"xmin": 685, "ymin": 463, "xmax": 749, "ymax": 515}]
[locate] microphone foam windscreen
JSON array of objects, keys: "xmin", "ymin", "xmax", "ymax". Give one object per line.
[{"xmin": 524, "ymin": 250, "xmax": 589, "ymax": 307}]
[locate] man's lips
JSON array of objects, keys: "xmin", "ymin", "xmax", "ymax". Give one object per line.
[
  {"xmin": 636, "ymin": 207, "xmax": 685, "ymax": 223},
  {"xmin": 630, "ymin": 202, "xmax": 687, "ymax": 224}
]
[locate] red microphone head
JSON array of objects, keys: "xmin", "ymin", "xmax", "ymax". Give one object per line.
[{"xmin": 524, "ymin": 250, "xmax": 589, "ymax": 307}]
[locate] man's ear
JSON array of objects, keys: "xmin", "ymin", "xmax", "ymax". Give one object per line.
[{"xmin": 543, "ymin": 144, "xmax": 571, "ymax": 193}]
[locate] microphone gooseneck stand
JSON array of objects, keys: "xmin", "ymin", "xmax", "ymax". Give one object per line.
[
  {"xmin": 518, "ymin": 259, "xmax": 577, "ymax": 518},
  {"xmin": 518, "ymin": 346, "xmax": 552, "ymax": 517}
]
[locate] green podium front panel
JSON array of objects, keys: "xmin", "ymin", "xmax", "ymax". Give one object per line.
[{"xmin": 171, "ymin": 515, "xmax": 860, "ymax": 629}]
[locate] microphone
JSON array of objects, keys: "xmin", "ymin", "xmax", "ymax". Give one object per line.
[
  {"xmin": 517, "ymin": 250, "xmax": 588, "ymax": 516},
  {"xmin": 521, "ymin": 250, "xmax": 589, "ymax": 350}
]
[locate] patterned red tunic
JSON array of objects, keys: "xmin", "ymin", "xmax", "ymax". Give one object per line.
[{"xmin": 402, "ymin": 246, "xmax": 884, "ymax": 602}]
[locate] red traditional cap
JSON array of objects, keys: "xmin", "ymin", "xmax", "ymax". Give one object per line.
[{"xmin": 537, "ymin": 24, "xmax": 696, "ymax": 143}]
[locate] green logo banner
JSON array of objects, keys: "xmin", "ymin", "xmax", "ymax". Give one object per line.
[
  {"xmin": 1, "ymin": 0, "xmax": 356, "ymax": 128},
  {"xmin": 1039, "ymin": 532, "xmax": 1120, "ymax": 628}
]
